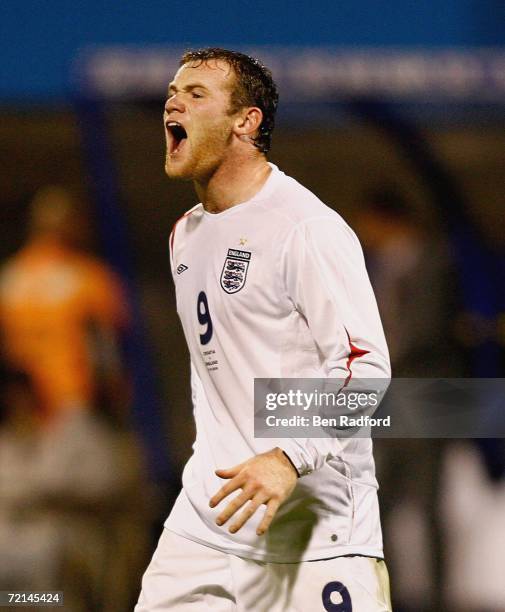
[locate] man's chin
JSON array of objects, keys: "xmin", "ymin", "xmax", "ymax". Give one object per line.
[{"xmin": 164, "ymin": 162, "xmax": 193, "ymax": 181}]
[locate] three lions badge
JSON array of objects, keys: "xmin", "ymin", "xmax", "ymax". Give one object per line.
[{"xmin": 220, "ymin": 248, "xmax": 251, "ymax": 294}]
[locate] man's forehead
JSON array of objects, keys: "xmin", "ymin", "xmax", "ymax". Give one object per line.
[{"xmin": 172, "ymin": 59, "xmax": 234, "ymax": 85}]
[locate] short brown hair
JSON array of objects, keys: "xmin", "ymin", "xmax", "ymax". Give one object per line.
[{"xmin": 180, "ymin": 48, "xmax": 279, "ymax": 154}]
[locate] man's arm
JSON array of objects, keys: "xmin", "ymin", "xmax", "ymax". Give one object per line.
[{"xmin": 276, "ymin": 215, "xmax": 391, "ymax": 475}]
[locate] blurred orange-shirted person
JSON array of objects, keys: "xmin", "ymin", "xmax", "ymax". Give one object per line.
[{"xmin": 0, "ymin": 186, "xmax": 129, "ymax": 423}]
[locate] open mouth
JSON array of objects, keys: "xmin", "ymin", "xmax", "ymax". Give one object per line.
[{"xmin": 166, "ymin": 121, "xmax": 188, "ymax": 155}]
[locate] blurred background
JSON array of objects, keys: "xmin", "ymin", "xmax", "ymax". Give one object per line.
[{"xmin": 1, "ymin": 1, "xmax": 505, "ymax": 610}]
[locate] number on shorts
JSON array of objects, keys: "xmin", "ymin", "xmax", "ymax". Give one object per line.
[
  {"xmin": 197, "ymin": 291, "xmax": 213, "ymax": 345},
  {"xmin": 322, "ymin": 581, "xmax": 352, "ymax": 611}
]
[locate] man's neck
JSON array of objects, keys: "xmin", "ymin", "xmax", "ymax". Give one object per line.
[{"xmin": 195, "ymin": 153, "xmax": 271, "ymax": 214}]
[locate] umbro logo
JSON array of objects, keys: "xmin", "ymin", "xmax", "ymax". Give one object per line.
[{"xmin": 176, "ymin": 264, "xmax": 188, "ymax": 275}]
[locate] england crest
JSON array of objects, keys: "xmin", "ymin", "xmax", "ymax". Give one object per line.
[{"xmin": 220, "ymin": 248, "xmax": 251, "ymax": 294}]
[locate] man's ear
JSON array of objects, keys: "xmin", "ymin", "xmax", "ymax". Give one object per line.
[{"xmin": 234, "ymin": 107, "xmax": 263, "ymax": 141}]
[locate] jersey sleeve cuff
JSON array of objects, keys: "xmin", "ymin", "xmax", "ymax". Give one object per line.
[
  {"xmin": 278, "ymin": 441, "xmax": 316, "ymax": 476},
  {"xmin": 278, "ymin": 438, "xmax": 342, "ymax": 476}
]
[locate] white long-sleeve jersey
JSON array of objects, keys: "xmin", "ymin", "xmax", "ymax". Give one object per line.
[{"xmin": 165, "ymin": 163, "xmax": 391, "ymax": 562}]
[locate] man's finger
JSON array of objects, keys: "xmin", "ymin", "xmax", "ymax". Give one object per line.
[
  {"xmin": 215, "ymin": 488, "xmax": 254, "ymax": 526},
  {"xmin": 209, "ymin": 474, "xmax": 244, "ymax": 508},
  {"xmin": 215, "ymin": 461, "xmax": 246, "ymax": 479},
  {"xmin": 256, "ymin": 498, "xmax": 281, "ymax": 536},
  {"xmin": 229, "ymin": 493, "xmax": 268, "ymax": 534}
]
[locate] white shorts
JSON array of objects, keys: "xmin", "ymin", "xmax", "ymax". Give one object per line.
[{"xmin": 135, "ymin": 528, "xmax": 392, "ymax": 611}]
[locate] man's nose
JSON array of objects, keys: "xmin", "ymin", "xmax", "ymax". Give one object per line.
[{"xmin": 165, "ymin": 94, "xmax": 184, "ymax": 115}]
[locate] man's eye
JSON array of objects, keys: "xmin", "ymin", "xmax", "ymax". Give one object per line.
[{"xmin": 192, "ymin": 92, "xmax": 203, "ymax": 99}]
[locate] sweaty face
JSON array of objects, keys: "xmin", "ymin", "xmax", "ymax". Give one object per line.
[{"xmin": 163, "ymin": 60, "xmax": 238, "ymax": 181}]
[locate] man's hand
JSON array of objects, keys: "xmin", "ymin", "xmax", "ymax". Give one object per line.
[{"xmin": 209, "ymin": 447, "xmax": 298, "ymax": 536}]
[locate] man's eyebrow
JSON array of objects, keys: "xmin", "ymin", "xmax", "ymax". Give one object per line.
[{"xmin": 167, "ymin": 82, "xmax": 210, "ymax": 95}]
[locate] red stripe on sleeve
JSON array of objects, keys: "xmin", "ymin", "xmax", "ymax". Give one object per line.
[
  {"xmin": 169, "ymin": 209, "xmax": 197, "ymax": 260},
  {"xmin": 344, "ymin": 329, "xmax": 370, "ymax": 385}
]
